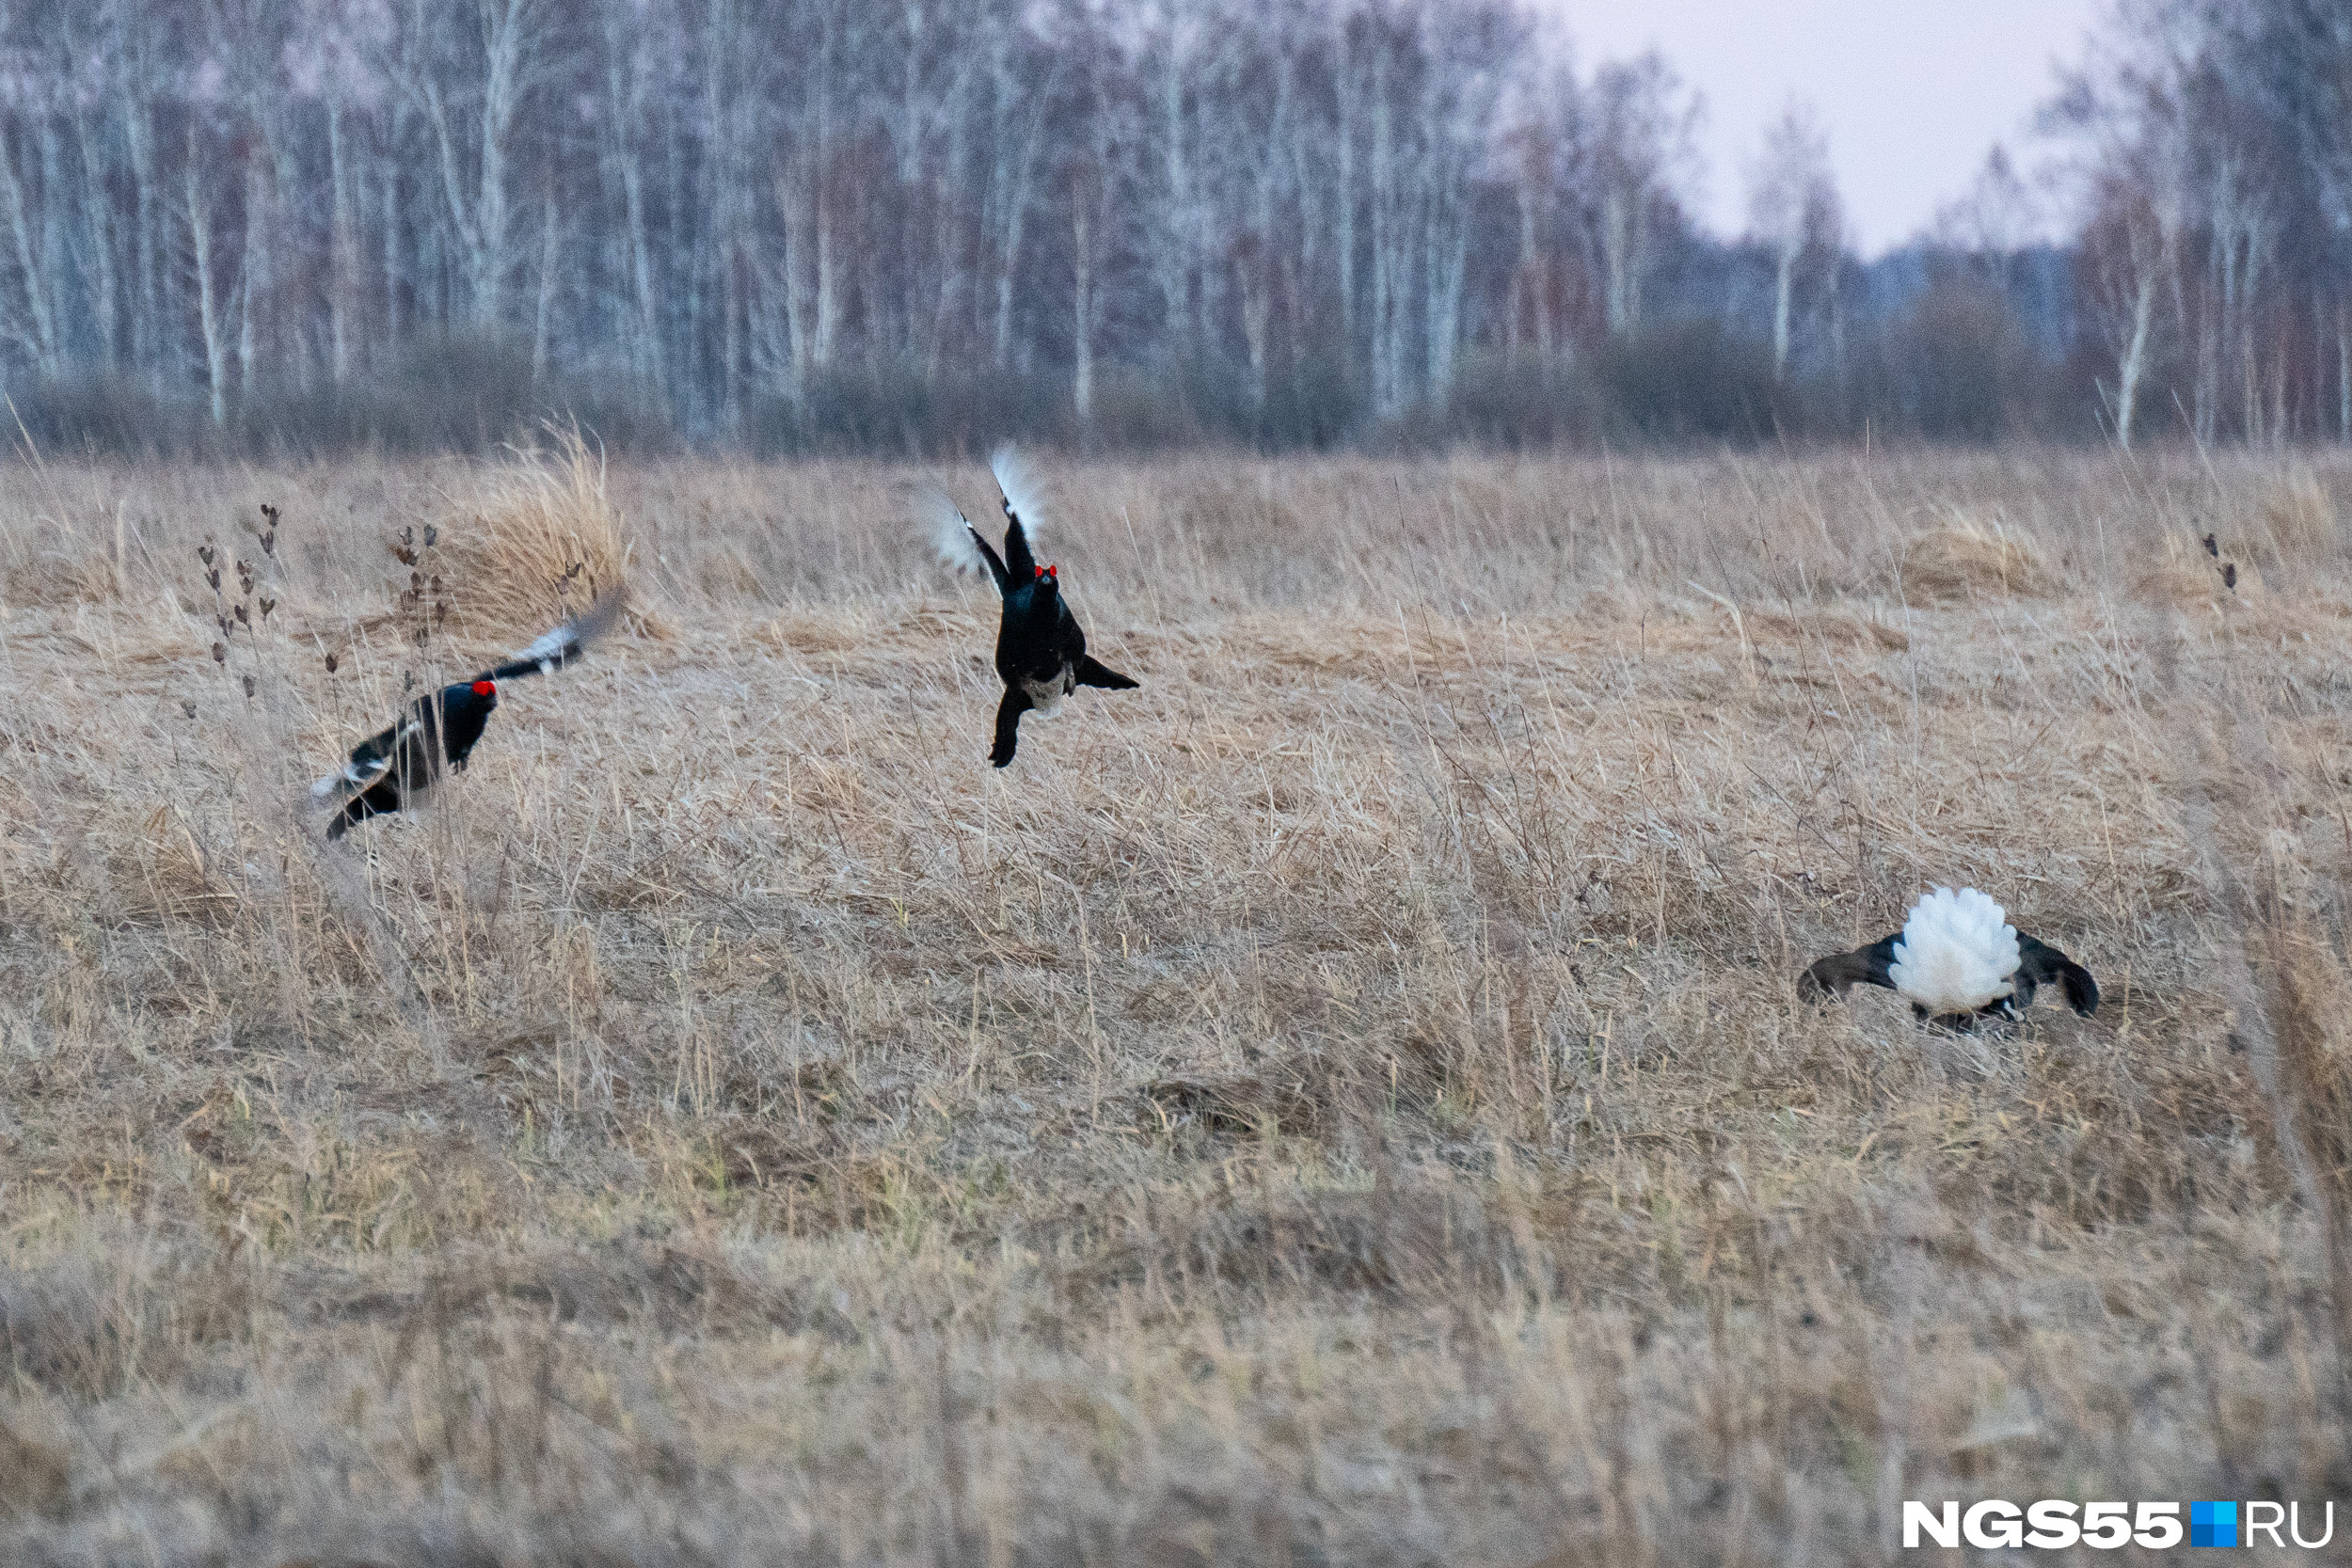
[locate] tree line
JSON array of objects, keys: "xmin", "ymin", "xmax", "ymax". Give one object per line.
[
  {"xmin": 2062, "ymin": 0, "xmax": 2352, "ymax": 450},
  {"xmin": 0, "ymin": 0, "xmax": 2341, "ymax": 454}
]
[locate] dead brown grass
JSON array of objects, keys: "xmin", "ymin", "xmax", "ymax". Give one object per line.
[
  {"xmin": 434, "ymin": 425, "xmax": 645, "ymax": 641},
  {"xmin": 2257, "ymin": 467, "xmax": 2341, "ymax": 559},
  {"xmin": 4, "ymin": 443, "xmax": 2352, "ymax": 1563},
  {"xmin": 1898, "ymin": 515, "xmax": 2048, "ymax": 602}
]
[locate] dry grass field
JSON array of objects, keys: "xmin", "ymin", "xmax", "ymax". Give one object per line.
[{"xmin": 5, "ymin": 439, "xmax": 2352, "ymax": 1564}]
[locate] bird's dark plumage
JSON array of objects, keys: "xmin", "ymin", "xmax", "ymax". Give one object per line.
[
  {"xmin": 926, "ymin": 449, "xmax": 1136, "ymax": 768},
  {"xmin": 314, "ymin": 596, "xmax": 621, "ymax": 838}
]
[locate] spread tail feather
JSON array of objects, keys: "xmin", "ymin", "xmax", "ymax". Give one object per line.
[
  {"xmin": 1888, "ymin": 886, "xmax": 2021, "ymax": 1016},
  {"xmin": 1073, "ymin": 654, "xmax": 1137, "ymax": 689},
  {"xmin": 482, "ymin": 592, "xmax": 627, "ymax": 683},
  {"xmin": 989, "ymin": 444, "xmax": 1047, "ymax": 578}
]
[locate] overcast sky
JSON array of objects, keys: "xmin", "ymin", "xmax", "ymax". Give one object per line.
[{"xmin": 1553, "ymin": 0, "xmax": 2110, "ymax": 256}]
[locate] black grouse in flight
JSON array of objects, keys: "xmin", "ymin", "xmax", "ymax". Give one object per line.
[
  {"xmin": 926, "ymin": 448, "xmax": 1136, "ymax": 768},
  {"xmin": 313, "ymin": 595, "xmax": 623, "ymax": 839}
]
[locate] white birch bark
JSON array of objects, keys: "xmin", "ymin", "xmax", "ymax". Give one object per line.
[
  {"xmin": 0, "ymin": 123, "xmax": 59, "ymax": 377},
  {"xmin": 185, "ymin": 150, "xmax": 230, "ymax": 423}
]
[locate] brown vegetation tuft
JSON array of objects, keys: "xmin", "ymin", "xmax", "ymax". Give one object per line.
[
  {"xmin": 1898, "ymin": 515, "xmax": 2049, "ymax": 601},
  {"xmin": 2256, "ymin": 467, "xmax": 2340, "ymax": 560},
  {"xmin": 5, "ymin": 446, "xmax": 2352, "ymax": 1562},
  {"xmin": 433, "ymin": 426, "xmax": 647, "ymax": 641},
  {"xmin": 2131, "ymin": 531, "xmax": 2251, "ymax": 607}
]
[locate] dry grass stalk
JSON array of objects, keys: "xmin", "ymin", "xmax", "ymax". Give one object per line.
[
  {"xmin": 2252, "ymin": 914, "xmax": 2352, "ymax": 1425},
  {"xmin": 2257, "ymin": 467, "xmax": 2339, "ymax": 560}
]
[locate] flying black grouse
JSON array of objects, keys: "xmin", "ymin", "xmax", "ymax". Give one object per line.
[
  {"xmin": 925, "ymin": 448, "xmax": 1137, "ymax": 768},
  {"xmin": 1799, "ymin": 885, "xmax": 2098, "ymax": 1026},
  {"xmin": 313, "ymin": 595, "xmax": 623, "ymax": 839}
]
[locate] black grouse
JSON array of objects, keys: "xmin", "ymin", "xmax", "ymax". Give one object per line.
[
  {"xmin": 926, "ymin": 448, "xmax": 1137, "ymax": 768},
  {"xmin": 1798, "ymin": 885, "xmax": 2098, "ymax": 1026},
  {"xmin": 313, "ymin": 595, "xmax": 623, "ymax": 839}
]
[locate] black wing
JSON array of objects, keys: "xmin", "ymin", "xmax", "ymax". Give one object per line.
[
  {"xmin": 2016, "ymin": 934, "xmax": 2098, "ymax": 1016},
  {"xmin": 311, "ymin": 712, "xmax": 416, "ymax": 808},
  {"xmin": 316, "ymin": 702, "xmax": 441, "ymax": 838},
  {"xmin": 1798, "ymin": 933, "xmax": 1899, "ymax": 1003},
  {"xmin": 326, "ymin": 774, "xmax": 406, "ymax": 839},
  {"xmin": 968, "ymin": 525, "xmax": 1011, "ymax": 595}
]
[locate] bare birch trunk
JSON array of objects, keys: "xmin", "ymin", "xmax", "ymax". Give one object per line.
[
  {"xmin": 1155, "ymin": 53, "xmax": 1193, "ymax": 369},
  {"xmin": 0, "ymin": 124, "xmax": 59, "ymax": 378},
  {"xmin": 381, "ymin": 143, "xmax": 404, "ymax": 353},
  {"xmin": 237, "ymin": 150, "xmax": 263, "ymax": 392},
  {"xmin": 532, "ymin": 194, "xmax": 559, "ymax": 385},
  {"xmin": 1367, "ymin": 54, "xmax": 1394, "ymax": 416},
  {"xmin": 776, "ymin": 169, "xmax": 813, "ymax": 393},
  {"xmin": 1427, "ymin": 204, "xmax": 1466, "ymax": 405},
  {"xmin": 124, "ymin": 97, "xmax": 160, "ymax": 382},
  {"xmin": 328, "ymin": 100, "xmax": 357, "ymax": 385},
  {"xmin": 2114, "ymin": 261, "xmax": 2157, "ymax": 449},
  {"xmin": 992, "ymin": 45, "xmax": 1053, "ymax": 374},
  {"xmin": 1772, "ymin": 241, "xmax": 1797, "ymax": 383},
  {"xmin": 2339, "ymin": 298, "xmax": 2348, "ymax": 442},
  {"xmin": 1334, "ymin": 35, "xmax": 1357, "ymax": 364},
  {"xmin": 1073, "ymin": 182, "xmax": 1097, "ymax": 424},
  {"xmin": 73, "ymin": 113, "xmax": 119, "ymax": 371},
  {"xmin": 1237, "ymin": 237, "xmax": 1269, "ymax": 418},
  {"xmin": 186, "ymin": 156, "xmax": 229, "ymax": 425},
  {"xmin": 816, "ymin": 161, "xmax": 840, "ymax": 372}
]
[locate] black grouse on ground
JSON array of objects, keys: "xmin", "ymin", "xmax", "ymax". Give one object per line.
[
  {"xmin": 925, "ymin": 448, "xmax": 1137, "ymax": 768},
  {"xmin": 313, "ymin": 595, "xmax": 623, "ymax": 839},
  {"xmin": 1798, "ymin": 885, "xmax": 2099, "ymax": 1027}
]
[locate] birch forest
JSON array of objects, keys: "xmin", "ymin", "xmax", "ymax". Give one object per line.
[{"xmin": 0, "ymin": 0, "xmax": 2344, "ymax": 452}]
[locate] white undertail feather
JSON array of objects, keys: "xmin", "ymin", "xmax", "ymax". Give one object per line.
[
  {"xmin": 311, "ymin": 751, "xmax": 389, "ymax": 800},
  {"xmin": 518, "ymin": 594, "xmax": 626, "ymax": 667},
  {"xmin": 918, "ymin": 484, "xmax": 991, "ymax": 575},
  {"xmin": 1022, "ymin": 676, "xmax": 1066, "ymax": 718},
  {"xmin": 988, "ymin": 444, "xmax": 1050, "ymax": 545},
  {"xmin": 1889, "ymin": 886, "xmax": 2021, "ymax": 1016},
  {"xmin": 515, "ymin": 623, "xmax": 577, "ymax": 666}
]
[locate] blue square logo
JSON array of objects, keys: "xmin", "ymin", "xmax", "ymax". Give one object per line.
[{"xmin": 2190, "ymin": 1501, "xmax": 2238, "ymax": 1547}]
